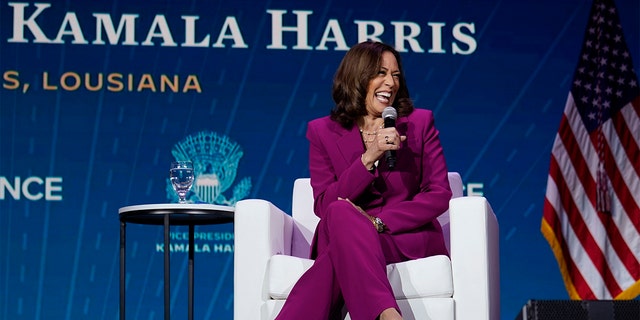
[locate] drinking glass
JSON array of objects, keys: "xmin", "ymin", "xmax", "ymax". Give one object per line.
[{"xmin": 169, "ymin": 161, "xmax": 194, "ymax": 203}]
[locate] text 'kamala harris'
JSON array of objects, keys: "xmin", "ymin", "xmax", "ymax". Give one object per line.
[{"xmin": 6, "ymin": 3, "xmax": 478, "ymax": 54}]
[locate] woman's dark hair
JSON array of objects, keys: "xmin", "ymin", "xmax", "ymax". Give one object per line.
[{"xmin": 330, "ymin": 41, "xmax": 414, "ymax": 128}]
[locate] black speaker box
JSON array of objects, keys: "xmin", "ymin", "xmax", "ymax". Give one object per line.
[{"xmin": 515, "ymin": 299, "xmax": 640, "ymax": 320}]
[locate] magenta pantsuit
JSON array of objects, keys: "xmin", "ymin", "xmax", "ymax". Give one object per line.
[{"xmin": 275, "ymin": 109, "xmax": 452, "ymax": 320}]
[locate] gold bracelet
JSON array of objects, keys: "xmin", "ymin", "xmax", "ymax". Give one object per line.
[{"xmin": 359, "ymin": 209, "xmax": 384, "ymax": 232}]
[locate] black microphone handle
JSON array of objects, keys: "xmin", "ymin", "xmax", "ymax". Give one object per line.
[
  {"xmin": 385, "ymin": 149, "xmax": 396, "ymax": 169},
  {"xmin": 384, "ymin": 116, "xmax": 396, "ymax": 169}
]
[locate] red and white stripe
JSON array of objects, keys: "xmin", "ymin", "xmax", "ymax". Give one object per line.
[{"xmin": 542, "ymin": 94, "xmax": 640, "ymax": 299}]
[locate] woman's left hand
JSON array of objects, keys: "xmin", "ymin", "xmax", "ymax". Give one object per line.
[
  {"xmin": 338, "ymin": 197, "xmax": 377, "ymax": 227},
  {"xmin": 338, "ymin": 197, "xmax": 365, "ymax": 213}
]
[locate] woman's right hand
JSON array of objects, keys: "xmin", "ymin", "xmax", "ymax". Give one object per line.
[{"xmin": 362, "ymin": 127, "xmax": 406, "ymax": 168}]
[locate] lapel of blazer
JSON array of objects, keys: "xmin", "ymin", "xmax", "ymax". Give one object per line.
[{"xmin": 333, "ymin": 122, "xmax": 364, "ymax": 170}]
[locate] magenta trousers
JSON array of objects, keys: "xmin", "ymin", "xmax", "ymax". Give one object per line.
[{"xmin": 275, "ymin": 200, "xmax": 405, "ymax": 320}]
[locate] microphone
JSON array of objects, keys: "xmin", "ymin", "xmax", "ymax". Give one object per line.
[{"xmin": 382, "ymin": 106, "xmax": 397, "ymax": 169}]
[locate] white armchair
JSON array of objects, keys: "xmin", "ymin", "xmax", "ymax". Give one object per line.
[{"xmin": 234, "ymin": 172, "xmax": 500, "ymax": 320}]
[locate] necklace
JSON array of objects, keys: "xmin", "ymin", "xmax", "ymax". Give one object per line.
[
  {"xmin": 360, "ymin": 129, "xmax": 378, "ymax": 135},
  {"xmin": 361, "ymin": 135, "xmax": 376, "ymax": 143},
  {"xmin": 359, "ymin": 123, "xmax": 383, "ymax": 144}
]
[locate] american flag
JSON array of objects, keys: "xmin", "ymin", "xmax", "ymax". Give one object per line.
[{"xmin": 541, "ymin": 0, "xmax": 640, "ymax": 300}]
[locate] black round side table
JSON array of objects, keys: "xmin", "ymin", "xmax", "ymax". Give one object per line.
[{"xmin": 119, "ymin": 204, "xmax": 234, "ymax": 320}]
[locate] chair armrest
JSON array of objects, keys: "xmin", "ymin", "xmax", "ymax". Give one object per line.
[
  {"xmin": 449, "ymin": 196, "xmax": 500, "ymax": 320},
  {"xmin": 234, "ymin": 199, "xmax": 293, "ymax": 320}
]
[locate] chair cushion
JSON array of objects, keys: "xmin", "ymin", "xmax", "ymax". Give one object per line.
[
  {"xmin": 268, "ymin": 255, "xmax": 315, "ymax": 299},
  {"xmin": 387, "ymin": 255, "xmax": 453, "ymax": 299},
  {"xmin": 267, "ymin": 254, "xmax": 453, "ymax": 300}
]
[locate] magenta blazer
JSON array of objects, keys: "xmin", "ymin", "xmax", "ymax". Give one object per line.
[{"xmin": 306, "ymin": 108, "xmax": 452, "ymax": 261}]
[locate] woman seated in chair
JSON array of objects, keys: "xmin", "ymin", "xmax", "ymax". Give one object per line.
[{"xmin": 275, "ymin": 41, "xmax": 452, "ymax": 320}]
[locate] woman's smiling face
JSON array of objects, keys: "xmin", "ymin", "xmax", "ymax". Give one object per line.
[{"xmin": 365, "ymin": 51, "xmax": 400, "ymax": 116}]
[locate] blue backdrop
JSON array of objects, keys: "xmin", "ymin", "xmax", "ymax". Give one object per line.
[{"xmin": 1, "ymin": 0, "xmax": 639, "ymax": 319}]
